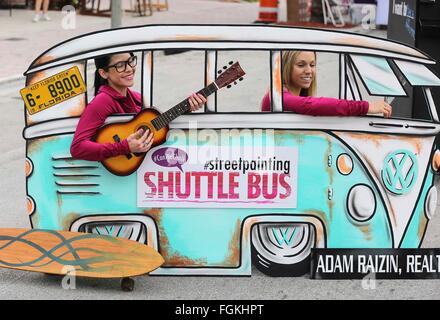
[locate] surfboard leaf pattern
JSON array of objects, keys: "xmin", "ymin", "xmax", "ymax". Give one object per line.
[{"xmin": 0, "ymin": 229, "xmax": 164, "ymax": 278}]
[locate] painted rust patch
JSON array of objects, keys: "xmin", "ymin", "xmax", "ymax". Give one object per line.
[
  {"xmin": 206, "ymin": 55, "xmax": 215, "ymax": 84},
  {"xmin": 333, "ymin": 36, "xmax": 424, "ymax": 58},
  {"xmin": 62, "ymin": 212, "xmax": 82, "ymax": 231},
  {"xmin": 143, "ymin": 51, "xmax": 153, "ymax": 70},
  {"xmin": 418, "ymin": 212, "xmax": 428, "ymax": 241},
  {"xmin": 273, "ymin": 55, "xmax": 282, "ymax": 95},
  {"xmin": 56, "ymin": 192, "xmax": 63, "ymax": 213},
  {"xmin": 243, "ymin": 217, "xmax": 259, "ymax": 241},
  {"xmin": 160, "ymin": 35, "xmax": 220, "ymax": 41},
  {"xmin": 26, "ymin": 70, "xmax": 48, "ymax": 87},
  {"xmin": 324, "ymin": 135, "xmax": 335, "ymax": 222},
  {"xmin": 337, "ymin": 154, "xmax": 353, "ymax": 175},
  {"xmin": 143, "ymin": 208, "xmax": 163, "ymax": 217},
  {"xmin": 31, "ymin": 55, "xmax": 55, "ymax": 70},
  {"xmin": 144, "ymin": 208, "xmax": 207, "ymax": 267},
  {"xmin": 357, "ymin": 154, "xmax": 398, "ymax": 227},
  {"xmin": 67, "ymin": 97, "xmax": 86, "ymax": 117},
  {"xmin": 327, "ymin": 198, "xmax": 334, "ymax": 222},
  {"xmin": 274, "ymin": 130, "xmax": 326, "ymax": 145},
  {"xmin": 324, "ymin": 135, "xmax": 334, "ymax": 185},
  {"xmin": 336, "ymin": 132, "xmax": 423, "ymax": 154},
  {"xmin": 26, "ymin": 196, "xmax": 35, "ymax": 216},
  {"xmin": 223, "ymin": 219, "xmax": 242, "ymax": 267},
  {"xmin": 304, "ymin": 209, "xmax": 328, "ymax": 244},
  {"xmin": 433, "ymin": 150, "xmax": 440, "ymax": 172},
  {"xmin": 359, "ymin": 225, "xmax": 373, "ymax": 242},
  {"xmin": 27, "ymin": 137, "xmax": 58, "ymax": 156},
  {"xmin": 143, "ymin": 208, "xmax": 163, "ymax": 248},
  {"xmin": 30, "ymin": 210, "xmax": 40, "ymax": 228},
  {"xmin": 25, "ymin": 159, "xmax": 33, "ymax": 177}
]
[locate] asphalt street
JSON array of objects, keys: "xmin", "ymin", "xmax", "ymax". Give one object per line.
[{"xmin": 1, "ymin": 55, "xmax": 440, "ymax": 300}]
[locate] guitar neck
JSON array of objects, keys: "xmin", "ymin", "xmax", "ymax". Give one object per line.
[{"xmin": 152, "ymin": 82, "xmax": 218, "ymax": 130}]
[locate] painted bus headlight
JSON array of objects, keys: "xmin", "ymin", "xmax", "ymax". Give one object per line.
[
  {"xmin": 347, "ymin": 184, "xmax": 376, "ymax": 222},
  {"xmin": 25, "ymin": 158, "xmax": 33, "ymax": 177},
  {"xmin": 425, "ymin": 186, "xmax": 438, "ymax": 220},
  {"xmin": 27, "ymin": 196, "xmax": 35, "ymax": 216},
  {"xmin": 337, "ymin": 153, "xmax": 353, "ymax": 175},
  {"xmin": 432, "ymin": 150, "xmax": 440, "ymax": 173}
]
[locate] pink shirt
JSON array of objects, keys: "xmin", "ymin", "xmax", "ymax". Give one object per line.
[
  {"xmin": 70, "ymin": 85, "xmax": 142, "ymax": 161},
  {"xmin": 261, "ymin": 90, "xmax": 369, "ymax": 116}
]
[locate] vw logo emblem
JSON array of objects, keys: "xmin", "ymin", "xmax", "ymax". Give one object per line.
[{"xmin": 381, "ymin": 150, "xmax": 418, "ymax": 195}]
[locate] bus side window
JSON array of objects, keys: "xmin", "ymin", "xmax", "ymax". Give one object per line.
[
  {"xmin": 266, "ymin": 51, "xmax": 341, "ymax": 113},
  {"xmin": 344, "ymin": 54, "xmax": 438, "ymax": 120},
  {"xmin": 152, "ymin": 50, "xmax": 205, "ymax": 113},
  {"xmin": 315, "ymin": 52, "xmax": 340, "ymax": 99},
  {"xmin": 216, "ymin": 51, "xmax": 270, "ymax": 112},
  {"xmin": 388, "ymin": 60, "xmax": 436, "ymax": 121},
  {"xmin": 85, "ymin": 52, "xmax": 143, "ymax": 104}
]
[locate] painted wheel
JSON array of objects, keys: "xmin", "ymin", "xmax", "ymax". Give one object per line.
[
  {"xmin": 121, "ymin": 277, "xmax": 135, "ymax": 292},
  {"xmin": 251, "ymin": 223, "xmax": 315, "ymax": 277},
  {"xmin": 78, "ymin": 221, "xmax": 147, "ymax": 244}
]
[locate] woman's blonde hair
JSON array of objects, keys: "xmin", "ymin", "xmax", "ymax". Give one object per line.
[{"xmin": 282, "ymin": 51, "xmax": 317, "ymax": 97}]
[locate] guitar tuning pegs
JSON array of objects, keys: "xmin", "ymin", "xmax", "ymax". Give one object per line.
[
  {"xmin": 229, "ymin": 61, "xmax": 233, "ymax": 65},
  {"xmin": 234, "ymin": 81, "xmax": 237, "ymax": 85},
  {"xmin": 223, "ymin": 66, "xmax": 227, "ymax": 70},
  {"xmin": 239, "ymin": 77, "xmax": 244, "ymax": 81},
  {"xmin": 217, "ymin": 70, "xmax": 222, "ymax": 74},
  {"xmin": 227, "ymin": 85, "xmax": 232, "ymax": 88}
]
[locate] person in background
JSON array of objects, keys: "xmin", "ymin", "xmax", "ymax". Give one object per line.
[
  {"xmin": 70, "ymin": 52, "xmax": 206, "ymax": 161},
  {"xmin": 261, "ymin": 51, "xmax": 392, "ymax": 117},
  {"xmin": 33, "ymin": 0, "xmax": 51, "ymax": 22}
]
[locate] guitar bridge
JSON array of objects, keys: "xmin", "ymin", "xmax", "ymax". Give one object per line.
[{"xmin": 113, "ymin": 134, "xmax": 133, "ymax": 160}]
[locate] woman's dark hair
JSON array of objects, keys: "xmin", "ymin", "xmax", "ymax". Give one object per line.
[
  {"xmin": 93, "ymin": 52, "xmax": 135, "ymax": 96},
  {"xmin": 94, "ymin": 55, "xmax": 112, "ymax": 96}
]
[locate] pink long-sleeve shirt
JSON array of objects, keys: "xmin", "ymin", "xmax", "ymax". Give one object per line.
[
  {"xmin": 261, "ymin": 90, "xmax": 369, "ymax": 116},
  {"xmin": 70, "ymin": 85, "xmax": 142, "ymax": 161}
]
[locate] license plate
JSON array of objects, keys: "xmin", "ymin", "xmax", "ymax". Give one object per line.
[{"xmin": 20, "ymin": 66, "xmax": 86, "ymax": 115}]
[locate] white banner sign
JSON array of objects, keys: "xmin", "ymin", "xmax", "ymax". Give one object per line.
[{"xmin": 137, "ymin": 145, "xmax": 298, "ymax": 208}]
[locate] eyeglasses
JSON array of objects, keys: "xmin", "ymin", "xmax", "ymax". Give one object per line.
[{"xmin": 106, "ymin": 55, "xmax": 137, "ymax": 73}]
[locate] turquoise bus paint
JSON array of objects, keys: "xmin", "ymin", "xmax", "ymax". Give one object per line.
[{"xmin": 22, "ymin": 25, "xmax": 440, "ymax": 276}]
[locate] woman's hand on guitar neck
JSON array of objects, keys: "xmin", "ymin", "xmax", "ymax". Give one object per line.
[
  {"xmin": 188, "ymin": 93, "xmax": 207, "ymax": 112},
  {"xmin": 127, "ymin": 129, "xmax": 154, "ymax": 153}
]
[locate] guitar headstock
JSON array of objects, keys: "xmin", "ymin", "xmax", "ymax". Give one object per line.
[{"xmin": 215, "ymin": 61, "xmax": 246, "ymax": 89}]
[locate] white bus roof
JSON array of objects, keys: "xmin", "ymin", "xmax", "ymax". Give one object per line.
[{"xmin": 24, "ymin": 24, "xmax": 435, "ymax": 75}]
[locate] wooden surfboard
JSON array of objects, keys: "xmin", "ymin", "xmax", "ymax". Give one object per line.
[{"xmin": 0, "ymin": 228, "xmax": 164, "ymax": 279}]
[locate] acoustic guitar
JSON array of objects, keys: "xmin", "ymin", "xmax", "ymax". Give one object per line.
[{"xmin": 94, "ymin": 61, "xmax": 246, "ymax": 176}]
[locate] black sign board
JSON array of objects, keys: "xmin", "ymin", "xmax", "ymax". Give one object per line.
[
  {"xmin": 387, "ymin": 0, "xmax": 417, "ymax": 46},
  {"xmin": 387, "ymin": 0, "xmax": 418, "ymax": 118},
  {"xmin": 311, "ymin": 249, "xmax": 440, "ymax": 279}
]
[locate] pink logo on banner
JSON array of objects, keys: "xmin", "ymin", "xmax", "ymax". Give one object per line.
[{"xmin": 152, "ymin": 147, "xmax": 188, "ymax": 172}]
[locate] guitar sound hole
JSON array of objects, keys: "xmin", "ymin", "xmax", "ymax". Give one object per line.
[
  {"xmin": 135, "ymin": 124, "xmax": 152, "ymax": 136},
  {"xmin": 133, "ymin": 124, "xmax": 153, "ymax": 157}
]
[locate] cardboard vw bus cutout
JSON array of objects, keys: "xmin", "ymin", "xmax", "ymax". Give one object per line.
[{"xmin": 22, "ymin": 25, "xmax": 440, "ymax": 277}]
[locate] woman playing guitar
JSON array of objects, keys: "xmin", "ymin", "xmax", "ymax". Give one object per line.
[{"xmin": 70, "ymin": 52, "xmax": 206, "ymax": 161}]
